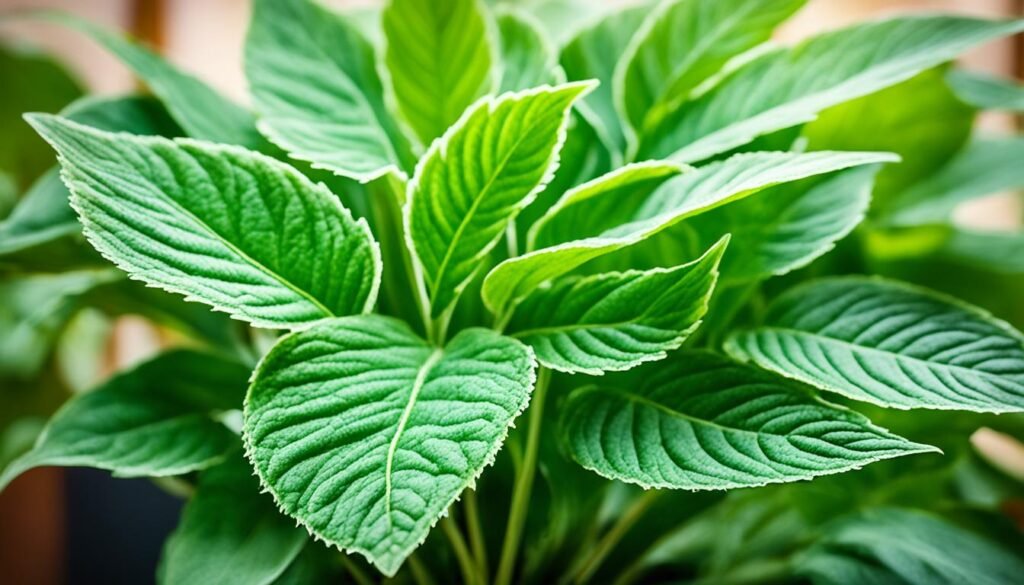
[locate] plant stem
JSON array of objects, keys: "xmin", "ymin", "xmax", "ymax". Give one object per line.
[
  {"xmin": 443, "ymin": 516, "xmax": 478, "ymax": 585},
  {"xmin": 408, "ymin": 553, "xmax": 437, "ymax": 585},
  {"xmin": 340, "ymin": 556, "xmax": 374, "ymax": 585},
  {"xmin": 465, "ymin": 489, "xmax": 489, "ymax": 582},
  {"xmin": 494, "ymin": 367, "xmax": 551, "ymax": 585},
  {"xmin": 573, "ymin": 489, "xmax": 661, "ymax": 585}
]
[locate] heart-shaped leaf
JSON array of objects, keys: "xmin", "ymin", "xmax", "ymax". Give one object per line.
[{"xmin": 244, "ymin": 315, "xmax": 536, "ymax": 576}]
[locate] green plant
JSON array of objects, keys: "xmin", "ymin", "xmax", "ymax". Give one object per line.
[{"xmin": 3, "ymin": 0, "xmax": 1024, "ymax": 583}]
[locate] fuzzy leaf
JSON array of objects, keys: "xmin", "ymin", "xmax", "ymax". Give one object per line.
[
  {"xmin": 684, "ymin": 165, "xmax": 880, "ymax": 282},
  {"xmin": 528, "ymin": 160, "xmax": 685, "ymax": 251},
  {"xmin": 382, "ymin": 0, "xmax": 495, "ymax": 146},
  {"xmin": 43, "ymin": 13, "xmax": 263, "ymax": 148},
  {"xmin": 244, "ymin": 315, "xmax": 536, "ymax": 576},
  {"xmin": 161, "ymin": 456, "xmax": 308, "ymax": 585},
  {"xmin": 507, "ymin": 237, "xmax": 726, "ymax": 374},
  {"xmin": 797, "ymin": 508, "xmax": 1024, "ymax": 585},
  {"xmin": 617, "ymin": 0, "xmax": 804, "ymax": 139},
  {"xmin": 885, "ymin": 137, "xmax": 1024, "ymax": 226},
  {"xmin": 497, "ymin": 9, "xmax": 559, "ymax": 92},
  {"xmin": 245, "ymin": 0, "xmax": 412, "ymax": 181},
  {"xmin": 563, "ymin": 350, "xmax": 935, "ymax": 490},
  {"xmin": 947, "ymin": 69, "xmax": 1024, "ymax": 112},
  {"xmin": 29, "ymin": 114, "xmax": 381, "ymax": 329},
  {"xmin": 0, "ymin": 350, "xmax": 247, "ymax": 491},
  {"xmin": 559, "ymin": 3, "xmax": 648, "ymax": 153},
  {"xmin": 726, "ymin": 277, "xmax": 1024, "ymax": 412},
  {"xmin": 636, "ymin": 16, "xmax": 1024, "ymax": 163},
  {"xmin": 406, "ymin": 83, "xmax": 590, "ymax": 317},
  {"xmin": 483, "ymin": 151, "xmax": 896, "ymax": 318}
]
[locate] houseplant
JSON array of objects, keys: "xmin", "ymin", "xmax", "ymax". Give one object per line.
[{"xmin": 2, "ymin": 0, "xmax": 1024, "ymax": 583}]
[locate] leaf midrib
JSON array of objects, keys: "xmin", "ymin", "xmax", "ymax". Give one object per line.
[
  {"xmin": 384, "ymin": 347, "xmax": 443, "ymax": 523},
  {"xmin": 754, "ymin": 327, "xmax": 1024, "ymax": 389}
]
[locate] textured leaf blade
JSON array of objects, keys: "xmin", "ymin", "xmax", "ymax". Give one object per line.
[
  {"xmin": 528, "ymin": 160, "xmax": 685, "ymax": 251},
  {"xmin": 407, "ymin": 83, "xmax": 590, "ymax": 317},
  {"xmin": 245, "ymin": 0, "xmax": 412, "ymax": 181},
  {"xmin": 797, "ymin": 508, "xmax": 1024, "ymax": 585},
  {"xmin": 636, "ymin": 16, "xmax": 1024, "ymax": 163},
  {"xmin": 382, "ymin": 0, "xmax": 495, "ymax": 146},
  {"xmin": 483, "ymin": 151, "xmax": 896, "ymax": 318},
  {"xmin": 684, "ymin": 165, "xmax": 880, "ymax": 282},
  {"xmin": 617, "ymin": 0, "xmax": 804, "ymax": 139},
  {"xmin": 563, "ymin": 350, "xmax": 935, "ymax": 490},
  {"xmin": 29, "ymin": 114, "xmax": 381, "ymax": 329},
  {"xmin": 726, "ymin": 277, "xmax": 1024, "ymax": 412},
  {"xmin": 497, "ymin": 9, "xmax": 560, "ymax": 92},
  {"xmin": 244, "ymin": 315, "xmax": 536, "ymax": 576},
  {"xmin": 885, "ymin": 137, "xmax": 1024, "ymax": 226},
  {"xmin": 508, "ymin": 237, "xmax": 726, "ymax": 374},
  {"xmin": 559, "ymin": 3, "xmax": 648, "ymax": 153},
  {"xmin": 161, "ymin": 456, "xmax": 308, "ymax": 585},
  {"xmin": 0, "ymin": 350, "xmax": 247, "ymax": 491}
]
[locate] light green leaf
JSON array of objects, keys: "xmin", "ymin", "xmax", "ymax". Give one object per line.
[
  {"xmin": 382, "ymin": 0, "xmax": 495, "ymax": 146},
  {"xmin": 245, "ymin": 0, "xmax": 413, "ymax": 182},
  {"xmin": 41, "ymin": 13, "xmax": 263, "ymax": 148},
  {"xmin": 528, "ymin": 160, "xmax": 686, "ymax": 251},
  {"xmin": 0, "ymin": 350, "xmax": 248, "ymax": 491},
  {"xmin": 29, "ymin": 114, "xmax": 381, "ymax": 329},
  {"xmin": 797, "ymin": 508, "xmax": 1024, "ymax": 585},
  {"xmin": 160, "ymin": 456, "xmax": 308, "ymax": 585},
  {"xmin": 497, "ymin": 9, "xmax": 559, "ymax": 92},
  {"xmin": 0, "ymin": 269, "xmax": 120, "ymax": 379},
  {"xmin": 725, "ymin": 277, "xmax": 1024, "ymax": 412},
  {"xmin": 483, "ymin": 150, "xmax": 896, "ymax": 318},
  {"xmin": 617, "ymin": 0, "xmax": 804, "ymax": 140},
  {"xmin": 885, "ymin": 137, "xmax": 1024, "ymax": 226},
  {"xmin": 684, "ymin": 165, "xmax": 880, "ymax": 282},
  {"xmin": 406, "ymin": 83, "xmax": 590, "ymax": 318},
  {"xmin": 802, "ymin": 67, "xmax": 974, "ymax": 201},
  {"xmin": 507, "ymin": 236, "xmax": 726, "ymax": 374},
  {"xmin": 939, "ymin": 228, "xmax": 1024, "ymax": 274},
  {"xmin": 559, "ymin": 3, "xmax": 649, "ymax": 153},
  {"xmin": 947, "ymin": 69, "xmax": 1024, "ymax": 112},
  {"xmin": 563, "ymin": 350, "xmax": 935, "ymax": 490},
  {"xmin": 635, "ymin": 16, "xmax": 1024, "ymax": 163},
  {"xmin": 244, "ymin": 315, "xmax": 536, "ymax": 576}
]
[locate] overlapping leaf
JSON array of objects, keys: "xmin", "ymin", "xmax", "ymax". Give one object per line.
[
  {"xmin": 245, "ymin": 0, "xmax": 412, "ymax": 181},
  {"xmin": 244, "ymin": 315, "xmax": 535, "ymax": 576},
  {"xmin": 507, "ymin": 237, "xmax": 726, "ymax": 374},
  {"xmin": 726, "ymin": 277, "xmax": 1024, "ymax": 412},
  {"xmin": 0, "ymin": 350, "xmax": 247, "ymax": 491},
  {"xmin": 947, "ymin": 69, "xmax": 1024, "ymax": 112},
  {"xmin": 617, "ymin": 0, "xmax": 804, "ymax": 139},
  {"xmin": 383, "ymin": 0, "xmax": 495, "ymax": 146},
  {"xmin": 406, "ymin": 83, "xmax": 590, "ymax": 317},
  {"xmin": 29, "ymin": 114, "xmax": 381, "ymax": 329},
  {"xmin": 483, "ymin": 151, "xmax": 896, "ymax": 318},
  {"xmin": 683, "ymin": 165, "xmax": 880, "ymax": 282},
  {"xmin": 563, "ymin": 351, "xmax": 935, "ymax": 490},
  {"xmin": 797, "ymin": 508, "xmax": 1024, "ymax": 585},
  {"xmin": 635, "ymin": 16, "xmax": 1024, "ymax": 163},
  {"xmin": 497, "ymin": 9, "xmax": 559, "ymax": 92},
  {"xmin": 161, "ymin": 456, "xmax": 308, "ymax": 585}
]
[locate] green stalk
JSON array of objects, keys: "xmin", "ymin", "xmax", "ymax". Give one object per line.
[
  {"xmin": 408, "ymin": 553, "xmax": 438, "ymax": 585},
  {"xmin": 572, "ymin": 490, "xmax": 661, "ymax": 585},
  {"xmin": 340, "ymin": 556, "xmax": 374, "ymax": 585},
  {"xmin": 442, "ymin": 516, "xmax": 478, "ymax": 585},
  {"xmin": 465, "ymin": 489, "xmax": 489, "ymax": 583},
  {"xmin": 495, "ymin": 367, "xmax": 551, "ymax": 585}
]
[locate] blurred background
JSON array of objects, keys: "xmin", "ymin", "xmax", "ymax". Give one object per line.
[{"xmin": 0, "ymin": 0, "xmax": 1020, "ymax": 583}]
